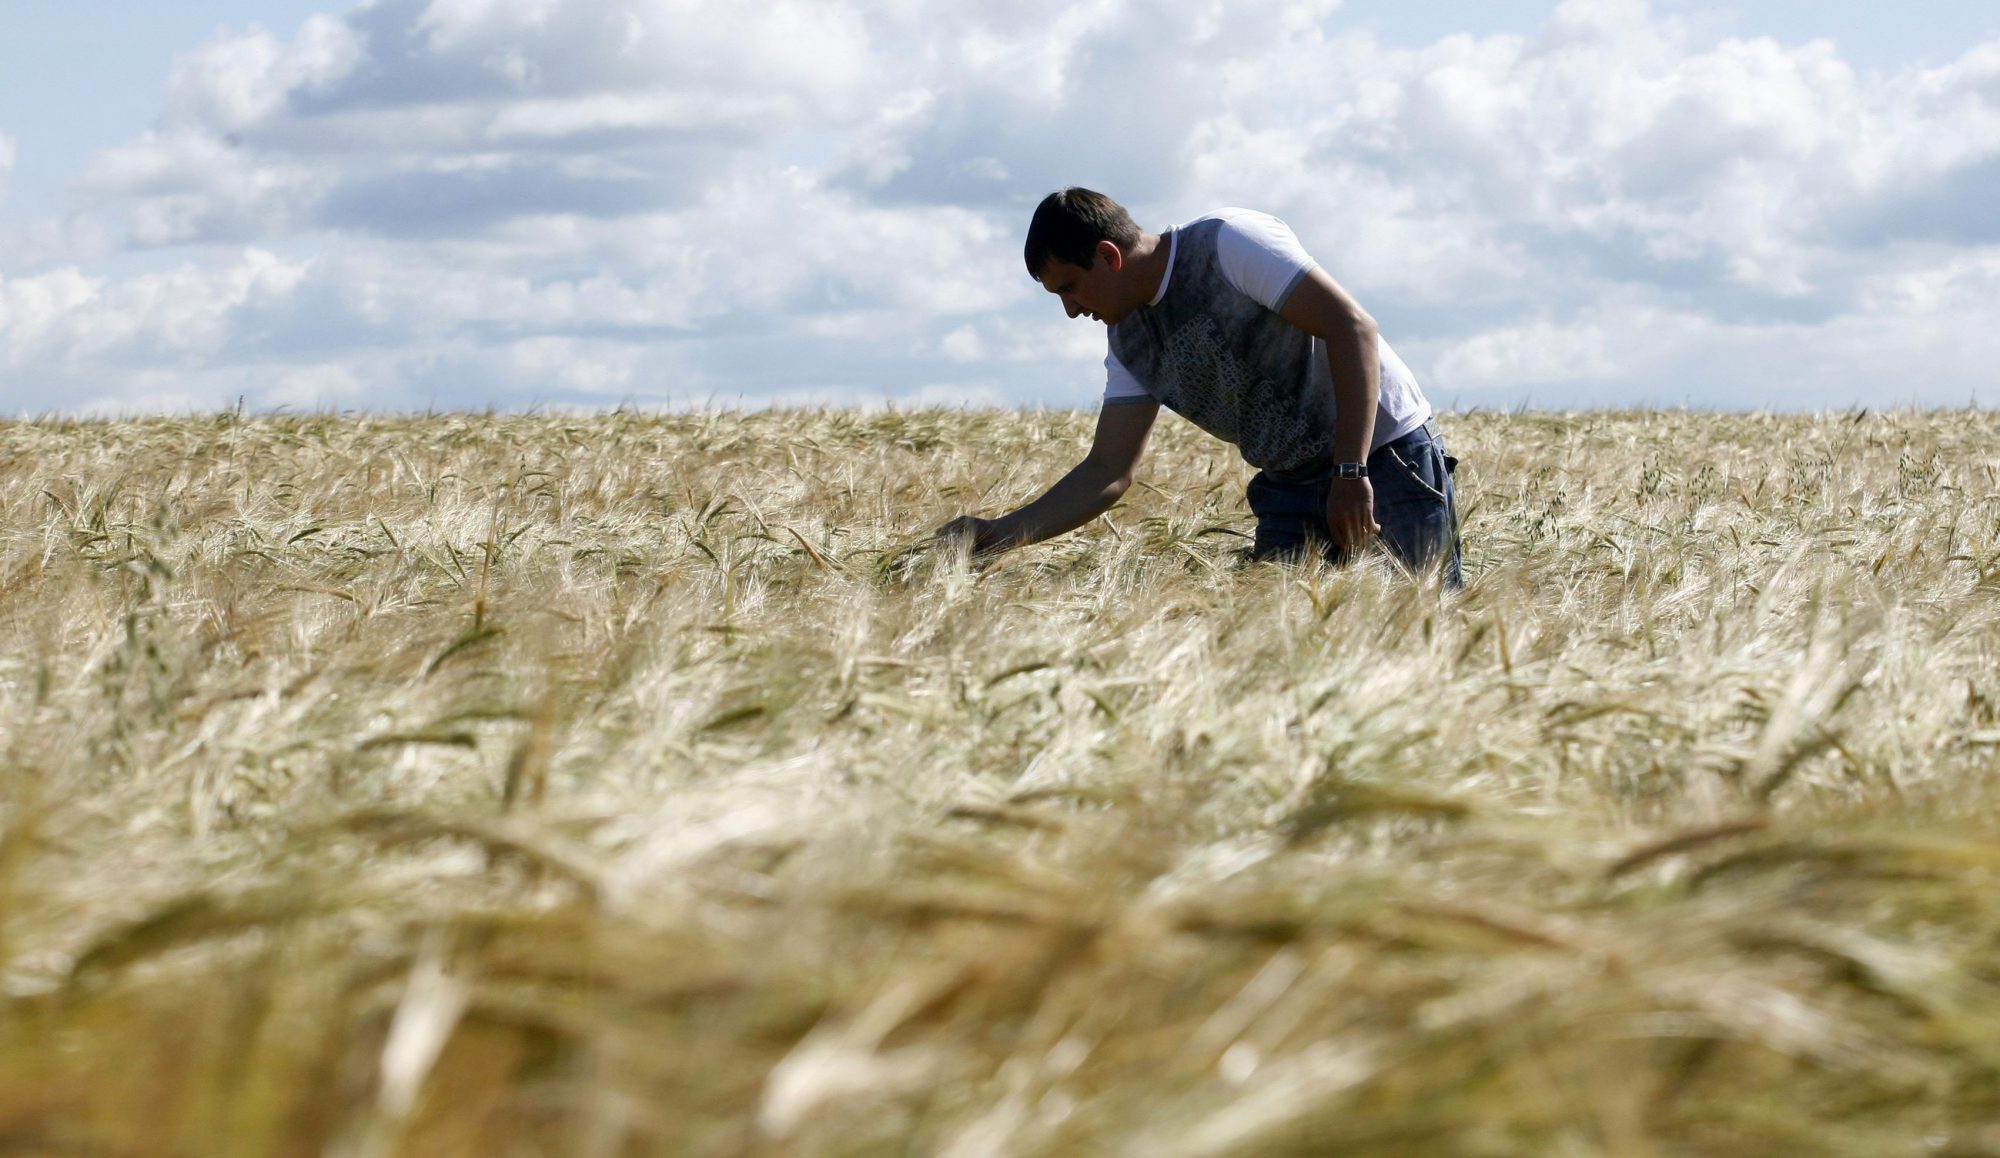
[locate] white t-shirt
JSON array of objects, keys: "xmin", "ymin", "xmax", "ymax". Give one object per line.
[{"xmin": 1102, "ymin": 208, "xmax": 1431, "ymax": 464}]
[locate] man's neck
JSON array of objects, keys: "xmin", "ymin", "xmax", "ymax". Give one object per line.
[{"xmin": 1125, "ymin": 230, "xmax": 1171, "ymax": 305}]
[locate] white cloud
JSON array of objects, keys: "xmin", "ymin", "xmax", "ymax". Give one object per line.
[
  {"xmin": 0, "ymin": 131, "xmax": 14, "ymax": 208},
  {"xmin": 72, "ymin": 387, "xmax": 224, "ymax": 419},
  {"xmin": 500, "ymin": 335, "xmax": 642, "ymax": 395},
  {"xmin": 0, "ymin": 251, "xmax": 307, "ymax": 373},
  {"xmin": 939, "ymin": 325, "xmax": 983, "ymax": 362},
  {"xmin": 0, "ymin": 266, "xmax": 99, "ymax": 362},
  {"xmin": 400, "ymin": 0, "xmax": 876, "ymax": 132},
  {"xmin": 1433, "ymin": 315, "xmax": 1626, "ymax": 389},
  {"xmin": 265, "ymin": 361, "xmax": 370, "ymax": 410},
  {"xmin": 84, "ymin": 131, "xmax": 323, "ymax": 246},
  {"xmin": 160, "ymin": 14, "xmax": 364, "ymax": 133},
  {"xmin": 5, "ymin": 0, "xmax": 2000, "ymax": 415}
]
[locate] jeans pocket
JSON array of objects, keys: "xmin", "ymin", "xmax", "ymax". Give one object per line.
[{"xmin": 1381, "ymin": 444, "xmax": 1449, "ymax": 506}]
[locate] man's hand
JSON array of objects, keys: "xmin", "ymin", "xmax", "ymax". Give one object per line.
[
  {"xmin": 934, "ymin": 515, "xmax": 1010, "ymax": 560},
  {"xmin": 1325, "ymin": 477, "xmax": 1380, "ymax": 554}
]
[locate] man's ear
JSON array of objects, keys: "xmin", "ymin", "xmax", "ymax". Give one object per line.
[{"xmin": 1096, "ymin": 239, "xmax": 1125, "ymax": 271}]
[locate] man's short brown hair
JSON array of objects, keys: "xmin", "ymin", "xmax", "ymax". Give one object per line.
[{"xmin": 1024, "ymin": 188, "xmax": 1142, "ymax": 278}]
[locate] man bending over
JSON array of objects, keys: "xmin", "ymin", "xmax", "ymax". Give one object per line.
[{"xmin": 938, "ymin": 187, "xmax": 1463, "ymax": 586}]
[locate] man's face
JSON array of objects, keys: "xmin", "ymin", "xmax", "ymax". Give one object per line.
[{"xmin": 1036, "ymin": 245, "xmax": 1128, "ymax": 326}]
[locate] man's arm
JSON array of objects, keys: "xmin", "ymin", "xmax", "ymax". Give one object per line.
[
  {"xmin": 1278, "ymin": 267, "xmax": 1382, "ymax": 551},
  {"xmin": 936, "ymin": 399, "xmax": 1160, "ymax": 558}
]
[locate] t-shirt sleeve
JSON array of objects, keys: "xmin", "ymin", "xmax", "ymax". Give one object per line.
[
  {"xmin": 1214, "ymin": 210, "xmax": 1318, "ymax": 312},
  {"xmin": 1102, "ymin": 348, "xmax": 1153, "ymax": 406}
]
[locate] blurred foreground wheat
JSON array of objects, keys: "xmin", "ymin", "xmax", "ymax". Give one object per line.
[{"xmin": 2, "ymin": 407, "xmax": 1999, "ymax": 1157}]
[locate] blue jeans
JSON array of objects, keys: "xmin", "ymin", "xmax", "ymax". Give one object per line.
[{"xmin": 1246, "ymin": 419, "xmax": 1464, "ymax": 587}]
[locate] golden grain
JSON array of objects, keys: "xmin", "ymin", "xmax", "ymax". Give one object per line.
[{"xmin": 2, "ymin": 407, "xmax": 1998, "ymax": 1155}]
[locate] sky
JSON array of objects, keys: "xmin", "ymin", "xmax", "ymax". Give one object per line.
[{"xmin": 2, "ymin": 0, "xmax": 1998, "ymax": 416}]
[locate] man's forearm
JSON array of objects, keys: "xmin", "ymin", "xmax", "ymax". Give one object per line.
[
  {"xmin": 1326, "ymin": 324, "xmax": 1381, "ymax": 464},
  {"xmin": 985, "ymin": 460, "xmax": 1131, "ymax": 551}
]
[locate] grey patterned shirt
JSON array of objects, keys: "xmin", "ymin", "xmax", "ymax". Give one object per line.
[{"xmin": 1105, "ymin": 210, "xmax": 1430, "ymax": 480}]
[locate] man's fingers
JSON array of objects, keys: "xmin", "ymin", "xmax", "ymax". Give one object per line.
[
  {"xmin": 1328, "ymin": 510, "xmax": 1379, "ymax": 553},
  {"xmin": 934, "ymin": 516, "xmax": 989, "ymax": 554}
]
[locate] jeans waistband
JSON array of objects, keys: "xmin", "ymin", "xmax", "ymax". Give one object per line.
[
  {"xmin": 1264, "ymin": 417, "xmax": 1442, "ymax": 483},
  {"xmin": 1382, "ymin": 416, "xmax": 1441, "ymax": 454}
]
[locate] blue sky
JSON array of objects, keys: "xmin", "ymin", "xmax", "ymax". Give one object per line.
[{"xmin": 3, "ymin": 0, "xmax": 1998, "ymax": 414}]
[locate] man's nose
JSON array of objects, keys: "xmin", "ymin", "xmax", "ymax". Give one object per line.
[{"xmin": 1063, "ymin": 298, "xmax": 1082, "ymax": 318}]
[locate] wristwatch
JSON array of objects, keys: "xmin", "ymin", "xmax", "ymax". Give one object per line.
[{"xmin": 1335, "ymin": 462, "xmax": 1369, "ymax": 480}]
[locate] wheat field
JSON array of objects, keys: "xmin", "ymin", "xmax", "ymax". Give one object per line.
[{"xmin": 1, "ymin": 406, "xmax": 1998, "ymax": 1157}]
